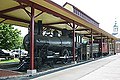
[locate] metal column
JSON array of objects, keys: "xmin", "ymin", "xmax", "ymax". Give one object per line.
[
  {"xmin": 100, "ymin": 33, "xmax": 103, "ymax": 57},
  {"xmin": 111, "ymin": 39, "xmax": 113, "ymax": 55},
  {"xmin": 113, "ymin": 40, "xmax": 116, "ymax": 54},
  {"xmin": 107, "ymin": 37, "xmax": 109, "ymax": 54},
  {"xmin": 80, "ymin": 34, "xmax": 82, "ymax": 61},
  {"xmin": 90, "ymin": 29, "xmax": 93, "ymax": 59},
  {"xmin": 72, "ymin": 22, "xmax": 76, "ymax": 62},
  {"xmin": 30, "ymin": 7, "xmax": 35, "ymax": 70}
]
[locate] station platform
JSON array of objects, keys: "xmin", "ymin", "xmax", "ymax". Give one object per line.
[{"xmin": 32, "ymin": 54, "xmax": 120, "ymax": 80}]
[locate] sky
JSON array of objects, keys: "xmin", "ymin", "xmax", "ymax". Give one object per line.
[
  {"xmin": 13, "ymin": 25, "xmax": 28, "ymax": 37},
  {"xmin": 16, "ymin": 0, "xmax": 120, "ymax": 37},
  {"xmin": 51, "ymin": 0, "xmax": 120, "ymax": 34}
]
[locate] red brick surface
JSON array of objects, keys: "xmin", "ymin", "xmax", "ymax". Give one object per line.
[{"xmin": 0, "ymin": 70, "xmax": 21, "ymax": 77}]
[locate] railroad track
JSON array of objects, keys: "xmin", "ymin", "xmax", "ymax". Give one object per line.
[{"xmin": 0, "ymin": 62, "xmax": 19, "ymax": 69}]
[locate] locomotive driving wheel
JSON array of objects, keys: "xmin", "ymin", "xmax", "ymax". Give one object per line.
[{"xmin": 61, "ymin": 48, "xmax": 71, "ymax": 64}]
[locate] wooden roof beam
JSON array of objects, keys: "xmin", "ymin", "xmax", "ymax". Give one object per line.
[
  {"xmin": 0, "ymin": 19, "xmax": 7, "ymax": 23},
  {"xmin": 0, "ymin": 14, "xmax": 30, "ymax": 23},
  {"xmin": 84, "ymin": 35, "xmax": 102, "ymax": 39},
  {"xmin": 75, "ymin": 29, "xmax": 89, "ymax": 31},
  {"xmin": 15, "ymin": 0, "xmax": 73, "ymax": 22},
  {"xmin": 43, "ymin": 25, "xmax": 62, "ymax": 31},
  {"xmin": 94, "ymin": 35, "xmax": 106, "ymax": 37},
  {"xmin": 0, "ymin": 5, "xmax": 28, "ymax": 13},
  {"xmin": 43, "ymin": 22, "xmax": 68, "ymax": 26},
  {"xmin": 83, "ymin": 33, "xmax": 99, "ymax": 36}
]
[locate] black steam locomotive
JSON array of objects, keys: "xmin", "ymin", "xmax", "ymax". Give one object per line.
[
  {"xmin": 18, "ymin": 21, "xmax": 109, "ymax": 71},
  {"xmin": 18, "ymin": 21, "xmax": 81, "ymax": 71},
  {"xmin": 23, "ymin": 29, "xmax": 76, "ymax": 63}
]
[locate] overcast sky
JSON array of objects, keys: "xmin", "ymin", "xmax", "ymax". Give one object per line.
[
  {"xmin": 17, "ymin": 0, "xmax": 120, "ymax": 37},
  {"xmin": 51, "ymin": 0, "xmax": 120, "ymax": 34}
]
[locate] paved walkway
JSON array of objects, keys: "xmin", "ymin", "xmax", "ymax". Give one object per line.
[
  {"xmin": 0, "ymin": 69, "xmax": 22, "ymax": 77},
  {"xmin": 32, "ymin": 54, "xmax": 120, "ymax": 80}
]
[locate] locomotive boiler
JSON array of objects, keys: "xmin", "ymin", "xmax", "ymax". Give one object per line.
[{"xmin": 24, "ymin": 33, "xmax": 73, "ymax": 54}]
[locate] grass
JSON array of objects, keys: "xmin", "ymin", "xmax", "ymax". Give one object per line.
[{"xmin": 0, "ymin": 58, "xmax": 20, "ymax": 64}]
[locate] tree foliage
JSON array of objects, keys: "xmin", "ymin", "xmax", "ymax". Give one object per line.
[{"xmin": 0, "ymin": 23, "xmax": 23, "ymax": 50}]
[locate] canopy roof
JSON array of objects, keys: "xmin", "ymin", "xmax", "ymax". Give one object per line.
[{"xmin": 0, "ymin": 0, "xmax": 117, "ymax": 40}]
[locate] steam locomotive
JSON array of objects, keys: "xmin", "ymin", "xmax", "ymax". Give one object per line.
[
  {"xmin": 18, "ymin": 21, "xmax": 81, "ymax": 71},
  {"xmin": 23, "ymin": 29, "xmax": 78, "ymax": 63},
  {"xmin": 18, "ymin": 21, "xmax": 115, "ymax": 71}
]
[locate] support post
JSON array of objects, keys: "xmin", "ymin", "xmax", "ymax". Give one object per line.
[
  {"xmin": 111, "ymin": 39, "xmax": 114, "ymax": 55},
  {"xmin": 27, "ymin": 7, "xmax": 36, "ymax": 75},
  {"xmin": 30, "ymin": 7, "xmax": 35, "ymax": 70},
  {"xmin": 100, "ymin": 33, "xmax": 103, "ymax": 57},
  {"xmin": 107, "ymin": 37, "xmax": 109, "ymax": 54},
  {"xmin": 80, "ymin": 34, "xmax": 82, "ymax": 61},
  {"xmin": 72, "ymin": 22, "xmax": 76, "ymax": 63},
  {"xmin": 90, "ymin": 29, "xmax": 93, "ymax": 59},
  {"xmin": 113, "ymin": 40, "xmax": 116, "ymax": 55}
]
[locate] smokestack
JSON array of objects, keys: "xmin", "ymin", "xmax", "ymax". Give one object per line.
[
  {"xmin": 37, "ymin": 20, "xmax": 43, "ymax": 35},
  {"xmin": 34, "ymin": 20, "xmax": 43, "ymax": 35}
]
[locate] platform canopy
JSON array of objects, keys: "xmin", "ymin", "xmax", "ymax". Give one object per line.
[{"xmin": 0, "ymin": 0, "xmax": 117, "ymax": 40}]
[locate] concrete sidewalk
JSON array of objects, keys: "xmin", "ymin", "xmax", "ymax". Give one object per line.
[
  {"xmin": 32, "ymin": 54, "xmax": 120, "ymax": 80},
  {"xmin": 78, "ymin": 54, "xmax": 120, "ymax": 80}
]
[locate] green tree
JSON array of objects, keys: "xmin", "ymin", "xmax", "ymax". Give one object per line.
[{"xmin": 0, "ymin": 23, "xmax": 23, "ymax": 50}]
